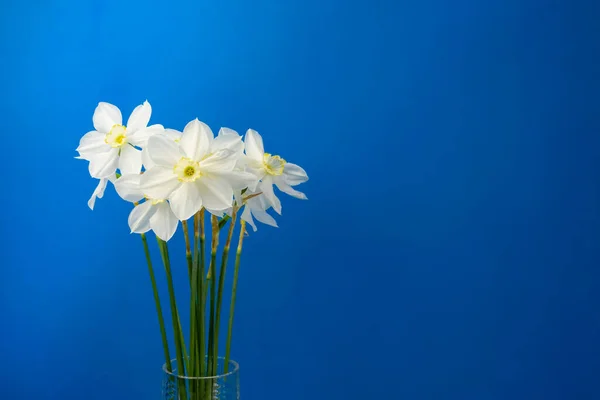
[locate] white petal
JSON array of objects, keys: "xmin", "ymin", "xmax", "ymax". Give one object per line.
[
  {"xmin": 128, "ymin": 202, "xmax": 156, "ymax": 233},
  {"xmin": 212, "ymin": 128, "xmax": 244, "ymax": 153},
  {"xmin": 259, "ymin": 176, "xmax": 281, "ymax": 214},
  {"xmin": 180, "ymin": 119, "xmax": 213, "ymax": 161},
  {"xmin": 147, "ymin": 134, "xmax": 182, "ymax": 167},
  {"xmin": 241, "ymin": 205, "xmax": 257, "ymax": 232},
  {"xmin": 244, "ymin": 129, "xmax": 265, "ymax": 164},
  {"xmin": 283, "ymin": 162, "xmax": 309, "ymax": 185},
  {"xmin": 77, "ymin": 131, "xmax": 110, "ymax": 160},
  {"xmin": 88, "ymin": 148, "xmax": 119, "ymax": 178},
  {"xmin": 87, "ymin": 178, "xmax": 109, "ymax": 210},
  {"xmin": 119, "ymin": 145, "xmax": 143, "ymax": 175},
  {"xmin": 140, "ymin": 166, "xmax": 181, "ymax": 200},
  {"xmin": 93, "ymin": 102, "xmax": 122, "ymax": 133},
  {"xmin": 198, "ymin": 149, "xmax": 237, "ymax": 173},
  {"xmin": 126, "ymin": 100, "xmax": 152, "ymax": 132},
  {"xmin": 142, "ymin": 147, "xmax": 155, "ymax": 171},
  {"xmin": 256, "ymin": 192, "xmax": 272, "ymax": 210},
  {"xmin": 114, "ymin": 174, "xmax": 144, "ymax": 202},
  {"xmin": 251, "ymin": 207, "xmax": 278, "ymax": 228},
  {"xmin": 221, "ymin": 170, "xmax": 259, "ymax": 192},
  {"xmin": 165, "ymin": 129, "xmax": 183, "ymax": 141},
  {"xmin": 168, "ymin": 183, "xmax": 203, "ymax": 221},
  {"xmin": 128, "ymin": 124, "xmax": 164, "ymax": 147},
  {"xmin": 197, "ymin": 177, "xmax": 233, "ymax": 211},
  {"xmin": 233, "ymin": 190, "xmax": 243, "ymax": 207},
  {"xmin": 244, "ymin": 129, "xmax": 264, "ymax": 162},
  {"xmin": 150, "ymin": 202, "xmax": 179, "ymax": 241},
  {"xmin": 274, "ymin": 176, "xmax": 308, "ymax": 200}
]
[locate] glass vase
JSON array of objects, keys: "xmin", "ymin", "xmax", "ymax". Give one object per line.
[{"xmin": 162, "ymin": 357, "xmax": 240, "ymax": 400}]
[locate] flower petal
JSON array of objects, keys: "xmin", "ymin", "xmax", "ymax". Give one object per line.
[
  {"xmin": 119, "ymin": 145, "xmax": 143, "ymax": 175},
  {"xmin": 114, "ymin": 173, "xmax": 144, "ymax": 203},
  {"xmin": 142, "ymin": 147, "xmax": 155, "ymax": 171},
  {"xmin": 128, "ymin": 201, "xmax": 156, "ymax": 233},
  {"xmin": 88, "ymin": 148, "xmax": 119, "ymax": 178},
  {"xmin": 244, "ymin": 129, "xmax": 264, "ymax": 162},
  {"xmin": 197, "ymin": 177, "xmax": 233, "ymax": 211},
  {"xmin": 283, "ymin": 162, "xmax": 309, "ymax": 186},
  {"xmin": 77, "ymin": 131, "xmax": 110, "ymax": 160},
  {"xmin": 274, "ymin": 176, "xmax": 308, "ymax": 200},
  {"xmin": 128, "ymin": 124, "xmax": 164, "ymax": 147},
  {"xmin": 259, "ymin": 176, "xmax": 281, "ymax": 214},
  {"xmin": 241, "ymin": 205, "xmax": 257, "ymax": 232},
  {"xmin": 165, "ymin": 129, "xmax": 183, "ymax": 141},
  {"xmin": 233, "ymin": 189, "xmax": 243, "ymax": 207},
  {"xmin": 150, "ymin": 202, "xmax": 179, "ymax": 241},
  {"xmin": 251, "ymin": 207, "xmax": 278, "ymax": 228},
  {"xmin": 180, "ymin": 119, "xmax": 213, "ymax": 161},
  {"xmin": 140, "ymin": 166, "xmax": 181, "ymax": 200},
  {"xmin": 212, "ymin": 128, "xmax": 244, "ymax": 153},
  {"xmin": 88, "ymin": 178, "xmax": 109, "ymax": 210},
  {"xmin": 198, "ymin": 149, "xmax": 237, "ymax": 173},
  {"xmin": 221, "ymin": 170, "xmax": 259, "ymax": 192},
  {"xmin": 93, "ymin": 102, "xmax": 122, "ymax": 133},
  {"xmin": 126, "ymin": 100, "xmax": 152, "ymax": 132},
  {"xmin": 168, "ymin": 183, "xmax": 203, "ymax": 221},
  {"xmin": 147, "ymin": 134, "xmax": 182, "ymax": 167}
]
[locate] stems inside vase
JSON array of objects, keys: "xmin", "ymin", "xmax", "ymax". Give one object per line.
[
  {"xmin": 141, "ymin": 233, "xmax": 172, "ymax": 372},
  {"xmin": 146, "ymin": 210, "xmax": 247, "ymax": 400},
  {"xmin": 215, "ymin": 207, "xmax": 237, "ymax": 363},
  {"xmin": 207, "ymin": 215, "xmax": 219, "ymax": 379},
  {"xmin": 225, "ymin": 219, "xmax": 246, "ymax": 373},
  {"xmin": 157, "ymin": 238, "xmax": 189, "ymax": 400}
]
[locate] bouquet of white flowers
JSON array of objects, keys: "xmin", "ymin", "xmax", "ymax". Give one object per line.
[{"xmin": 76, "ymin": 101, "xmax": 308, "ymax": 399}]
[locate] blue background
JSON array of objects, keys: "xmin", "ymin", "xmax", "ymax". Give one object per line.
[{"xmin": 1, "ymin": 0, "xmax": 599, "ymax": 399}]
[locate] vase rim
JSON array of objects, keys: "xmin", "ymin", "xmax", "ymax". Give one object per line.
[{"xmin": 162, "ymin": 356, "xmax": 239, "ymax": 380}]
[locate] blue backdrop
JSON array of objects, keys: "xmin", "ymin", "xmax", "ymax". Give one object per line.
[{"xmin": 1, "ymin": 0, "xmax": 599, "ymax": 399}]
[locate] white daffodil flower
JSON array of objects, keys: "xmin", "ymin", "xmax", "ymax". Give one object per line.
[
  {"xmin": 243, "ymin": 129, "xmax": 309, "ymax": 214},
  {"xmin": 240, "ymin": 191, "xmax": 278, "ymax": 232},
  {"xmin": 114, "ymin": 174, "xmax": 179, "ymax": 242},
  {"xmin": 141, "ymin": 119, "xmax": 257, "ymax": 221},
  {"xmin": 76, "ymin": 101, "xmax": 164, "ymax": 178}
]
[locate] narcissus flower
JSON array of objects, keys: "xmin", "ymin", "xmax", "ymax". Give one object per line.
[
  {"xmin": 76, "ymin": 101, "xmax": 163, "ymax": 178},
  {"xmin": 114, "ymin": 174, "xmax": 179, "ymax": 242},
  {"xmin": 141, "ymin": 119, "xmax": 256, "ymax": 221},
  {"xmin": 243, "ymin": 129, "xmax": 309, "ymax": 214}
]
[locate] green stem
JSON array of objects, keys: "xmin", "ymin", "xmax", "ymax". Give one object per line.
[
  {"xmin": 207, "ymin": 215, "xmax": 219, "ymax": 379},
  {"xmin": 218, "ymin": 215, "xmax": 230, "ymax": 230},
  {"xmin": 214, "ymin": 209, "xmax": 237, "ymax": 371},
  {"xmin": 182, "ymin": 219, "xmax": 193, "ymax": 285},
  {"xmin": 140, "ymin": 234, "xmax": 172, "ymax": 372},
  {"xmin": 225, "ymin": 220, "xmax": 246, "ymax": 373},
  {"xmin": 198, "ymin": 210, "xmax": 206, "ymax": 379},
  {"xmin": 157, "ymin": 238, "xmax": 189, "ymax": 400}
]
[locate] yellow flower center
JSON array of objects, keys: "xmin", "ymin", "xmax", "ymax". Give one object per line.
[
  {"xmin": 105, "ymin": 124, "xmax": 127, "ymax": 148},
  {"xmin": 174, "ymin": 157, "xmax": 202, "ymax": 182},
  {"xmin": 263, "ymin": 153, "xmax": 286, "ymax": 176}
]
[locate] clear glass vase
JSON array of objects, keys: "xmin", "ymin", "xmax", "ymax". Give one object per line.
[{"xmin": 162, "ymin": 357, "xmax": 240, "ymax": 400}]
